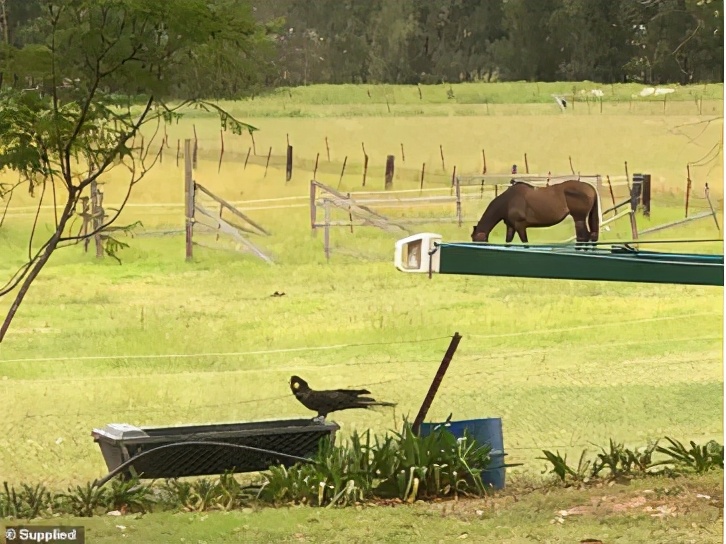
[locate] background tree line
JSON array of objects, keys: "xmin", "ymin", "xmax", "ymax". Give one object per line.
[
  {"xmin": 255, "ymin": 0, "xmax": 723, "ymax": 88},
  {"xmin": 0, "ymin": 0, "xmax": 722, "ymax": 98}
]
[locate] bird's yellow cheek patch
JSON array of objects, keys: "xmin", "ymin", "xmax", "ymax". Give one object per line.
[{"xmin": 293, "ymin": 383, "xmax": 299, "ymax": 390}]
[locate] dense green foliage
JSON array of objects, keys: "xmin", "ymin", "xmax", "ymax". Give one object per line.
[
  {"xmin": 0, "ymin": 0, "xmax": 721, "ymax": 98},
  {"xmin": 249, "ymin": 0, "xmax": 724, "ymax": 87}
]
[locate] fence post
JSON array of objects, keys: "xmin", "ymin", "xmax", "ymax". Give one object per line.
[
  {"xmin": 310, "ymin": 180, "xmax": 317, "ymax": 238},
  {"xmin": 606, "ymin": 175, "xmax": 617, "ymax": 212},
  {"xmin": 704, "ymin": 183, "xmax": 720, "ymax": 232},
  {"xmin": 264, "ymin": 146, "xmax": 272, "ymax": 177},
  {"xmin": 338, "ymin": 156, "xmax": 348, "ymax": 188},
  {"xmin": 455, "ymin": 175, "xmax": 462, "ymax": 227},
  {"xmin": 286, "ymin": 145, "xmax": 293, "ymax": 182},
  {"xmin": 685, "ymin": 165, "xmax": 692, "ymax": 218},
  {"xmin": 412, "ymin": 333, "xmax": 463, "ymax": 435},
  {"xmin": 184, "ymin": 138, "xmax": 194, "ymax": 261},
  {"xmin": 629, "ymin": 209, "xmax": 639, "ymax": 241},
  {"xmin": 624, "ymin": 161, "xmax": 630, "ymax": 191},
  {"xmin": 323, "ymin": 199, "xmax": 331, "ymax": 262},
  {"xmin": 192, "ymin": 125, "xmax": 198, "ymax": 169},
  {"xmin": 385, "ymin": 155, "xmax": 395, "ymax": 190},
  {"xmin": 642, "ymin": 174, "xmax": 651, "ymax": 217},
  {"xmin": 90, "ymin": 181, "xmax": 104, "ymax": 258},
  {"xmin": 362, "ymin": 143, "xmax": 369, "ymax": 187},
  {"xmin": 631, "ymin": 173, "xmax": 644, "ymax": 212}
]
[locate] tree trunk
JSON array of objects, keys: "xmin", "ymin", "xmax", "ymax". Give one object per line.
[{"xmin": 0, "ymin": 197, "xmax": 75, "ymax": 343}]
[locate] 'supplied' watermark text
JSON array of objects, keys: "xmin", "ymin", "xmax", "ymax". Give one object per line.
[{"xmin": 4, "ymin": 526, "xmax": 84, "ymax": 544}]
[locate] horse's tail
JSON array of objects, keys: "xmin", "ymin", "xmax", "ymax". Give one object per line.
[{"xmin": 588, "ymin": 188, "xmax": 600, "ymax": 242}]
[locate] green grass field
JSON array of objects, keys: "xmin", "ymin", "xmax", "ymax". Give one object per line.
[{"xmin": 0, "ymin": 81, "xmax": 723, "ymax": 540}]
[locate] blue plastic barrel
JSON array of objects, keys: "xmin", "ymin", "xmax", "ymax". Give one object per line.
[{"xmin": 419, "ymin": 417, "xmax": 507, "ymax": 490}]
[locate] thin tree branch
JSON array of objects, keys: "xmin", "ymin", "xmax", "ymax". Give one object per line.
[
  {"xmin": 27, "ymin": 178, "xmax": 47, "ymax": 261},
  {"xmin": 59, "ymin": 137, "xmax": 163, "ymax": 244},
  {"xmin": 79, "ymin": 95, "xmax": 154, "ymax": 190}
]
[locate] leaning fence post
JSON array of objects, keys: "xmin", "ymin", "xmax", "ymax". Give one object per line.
[
  {"xmin": 629, "ymin": 209, "xmax": 639, "ymax": 241},
  {"xmin": 412, "ymin": 333, "xmax": 463, "ymax": 435},
  {"xmin": 704, "ymin": 183, "xmax": 720, "ymax": 232}
]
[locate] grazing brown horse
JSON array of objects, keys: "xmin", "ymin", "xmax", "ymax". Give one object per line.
[{"xmin": 471, "ymin": 180, "xmax": 600, "ymax": 245}]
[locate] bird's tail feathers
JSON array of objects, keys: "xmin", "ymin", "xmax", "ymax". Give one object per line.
[{"xmin": 359, "ymin": 398, "xmax": 397, "ymax": 409}]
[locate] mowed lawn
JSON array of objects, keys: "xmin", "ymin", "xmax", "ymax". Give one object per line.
[{"xmin": 0, "ymin": 85, "xmax": 723, "ymax": 490}]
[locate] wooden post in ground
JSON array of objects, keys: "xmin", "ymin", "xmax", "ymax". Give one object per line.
[
  {"xmin": 524, "ymin": 153, "xmax": 529, "ymax": 174},
  {"xmin": 90, "ymin": 181, "xmax": 104, "ymax": 258},
  {"xmin": 309, "ymin": 181, "xmax": 317, "ymax": 238},
  {"xmin": 412, "ymin": 333, "xmax": 463, "ymax": 435},
  {"xmin": 482, "ymin": 149, "xmax": 487, "ymax": 175},
  {"xmin": 606, "ymin": 175, "xmax": 617, "ymax": 212},
  {"xmin": 642, "ymin": 174, "xmax": 651, "ymax": 217},
  {"xmin": 80, "ymin": 196, "xmax": 90, "ymax": 251},
  {"xmin": 338, "ymin": 156, "xmax": 347, "ymax": 188},
  {"xmin": 323, "ymin": 199, "xmax": 331, "ymax": 262},
  {"xmin": 629, "ymin": 209, "xmax": 639, "ymax": 241},
  {"xmin": 347, "ymin": 192, "xmax": 354, "ymax": 233},
  {"xmin": 286, "ymin": 145, "xmax": 293, "ymax": 182},
  {"xmin": 264, "ymin": 146, "xmax": 272, "ymax": 177},
  {"xmin": 685, "ymin": 165, "xmax": 692, "ymax": 218},
  {"xmin": 184, "ymin": 138, "xmax": 194, "ymax": 261},
  {"xmin": 420, "ymin": 162, "xmax": 426, "ymax": 191},
  {"xmin": 385, "ymin": 155, "xmax": 395, "ymax": 190},
  {"xmin": 192, "ymin": 125, "xmax": 198, "ymax": 169},
  {"xmin": 362, "ymin": 142, "xmax": 369, "ymax": 187},
  {"xmin": 624, "ymin": 161, "xmax": 630, "ymax": 191},
  {"xmin": 704, "ymin": 183, "xmax": 720, "ymax": 232},
  {"xmin": 217, "ymin": 130, "xmax": 224, "ymax": 173},
  {"xmin": 455, "ymin": 175, "xmax": 462, "ymax": 227}
]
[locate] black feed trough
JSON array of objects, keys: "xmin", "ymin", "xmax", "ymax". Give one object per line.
[{"xmin": 91, "ymin": 418, "xmax": 339, "ymax": 487}]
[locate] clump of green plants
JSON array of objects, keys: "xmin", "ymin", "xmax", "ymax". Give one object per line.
[
  {"xmin": 258, "ymin": 420, "xmax": 492, "ymax": 507},
  {"xmin": 156, "ymin": 472, "xmax": 257, "ymax": 512},
  {"xmin": 539, "ymin": 436, "xmax": 724, "ymax": 486},
  {"xmin": 652, "ymin": 437, "xmax": 724, "ymax": 474},
  {"xmin": 0, "ymin": 482, "xmax": 55, "ymax": 519}
]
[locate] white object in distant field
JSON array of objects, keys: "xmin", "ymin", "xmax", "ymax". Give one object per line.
[
  {"xmin": 639, "ymin": 87, "xmax": 656, "ymax": 97},
  {"xmin": 654, "ymin": 87, "xmax": 675, "ymax": 95},
  {"xmin": 551, "ymin": 94, "xmax": 567, "ymax": 112},
  {"xmin": 394, "ymin": 233, "xmax": 442, "ymax": 273},
  {"xmin": 591, "ymin": 89, "xmax": 604, "ymax": 97}
]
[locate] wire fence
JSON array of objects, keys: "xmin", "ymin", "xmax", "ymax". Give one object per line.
[{"xmin": 0, "ymin": 314, "xmax": 721, "ymax": 484}]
